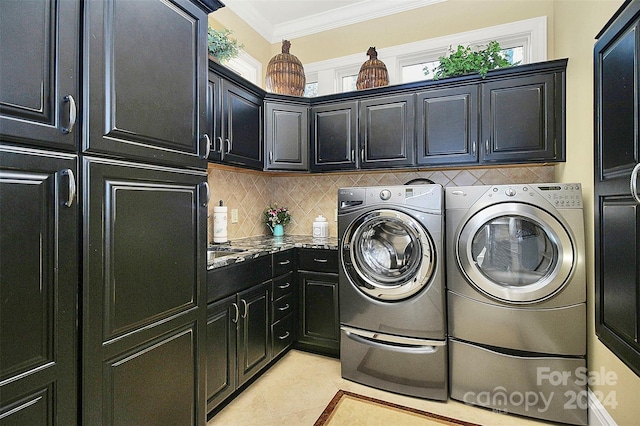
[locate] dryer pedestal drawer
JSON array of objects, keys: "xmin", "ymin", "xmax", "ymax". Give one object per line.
[
  {"xmin": 340, "ymin": 327, "xmax": 447, "ymax": 401},
  {"xmin": 448, "ymin": 290, "xmax": 586, "ymax": 356},
  {"xmin": 449, "ymin": 338, "xmax": 587, "ymax": 426}
]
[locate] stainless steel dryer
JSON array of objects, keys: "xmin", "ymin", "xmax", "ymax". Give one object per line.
[
  {"xmin": 446, "ymin": 184, "xmax": 587, "ymax": 425},
  {"xmin": 338, "ymin": 185, "xmax": 447, "ymax": 400}
]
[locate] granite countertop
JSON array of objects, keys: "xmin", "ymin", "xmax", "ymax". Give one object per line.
[{"xmin": 207, "ymin": 235, "xmax": 339, "ymax": 270}]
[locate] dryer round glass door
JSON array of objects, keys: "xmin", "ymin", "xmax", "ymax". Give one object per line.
[
  {"xmin": 457, "ymin": 203, "xmax": 574, "ymax": 303},
  {"xmin": 342, "ymin": 209, "xmax": 435, "ymax": 300}
]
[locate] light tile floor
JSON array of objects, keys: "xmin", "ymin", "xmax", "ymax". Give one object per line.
[{"xmin": 207, "ymin": 349, "xmax": 550, "ymax": 426}]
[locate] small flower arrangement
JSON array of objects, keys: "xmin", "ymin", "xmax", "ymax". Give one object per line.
[{"xmin": 264, "ymin": 204, "xmax": 292, "ymax": 227}]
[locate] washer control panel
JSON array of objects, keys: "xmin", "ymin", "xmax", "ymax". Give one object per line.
[{"xmin": 488, "ymin": 184, "xmax": 583, "ymax": 208}]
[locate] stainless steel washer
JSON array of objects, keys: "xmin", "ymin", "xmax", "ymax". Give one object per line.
[
  {"xmin": 446, "ymin": 184, "xmax": 587, "ymax": 425},
  {"xmin": 338, "ymin": 185, "xmax": 447, "ymax": 400}
]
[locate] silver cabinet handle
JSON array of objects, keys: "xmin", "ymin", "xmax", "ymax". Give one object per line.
[
  {"xmin": 630, "ymin": 163, "xmax": 640, "ymax": 205},
  {"xmin": 278, "ymin": 331, "xmax": 290, "ymax": 340},
  {"xmin": 485, "ymin": 139, "xmax": 490, "ymax": 153},
  {"xmin": 203, "ymin": 134, "xmax": 211, "ymax": 159},
  {"xmin": 277, "ymin": 303, "xmax": 290, "ymax": 311},
  {"xmin": 277, "ymin": 282, "xmax": 291, "ymax": 289},
  {"xmin": 61, "ymin": 169, "xmax": 76, "ymax": 207},
  {"xmin": 314, "ymin": 258, "xmax": 328, "ymax": 263},
  {"xmin": 216, "ymin": 137, "xmax": 223, "ymax": 153},
  {"xmin": 202, "ymin": 182, "xmax": 210, "ymax": 206},
  {"xmin": 269, "ymin": 151, "xmax": 273, "ymax": 163},
  {"xmin": 351, "ymin": 149, "xmax": 355, "ymax": 162},
  {"xmin": 360, "ymin": 149, "xmax": 364, "ymax": 162},
  {"xmin": 61, "ymin": 95, "xmax": 76, "ymax": 134},
  {"xmin": 241, "ymin": 299, "xmax": 248, "ymax": 319},
  {"xmin": 231, "ymin": 303, "xmax": 239, "ymax": 324},
  {"xmin": 472, "ymin": 140, "xmax": 476, "ymax": 155},
  {"xmin": 225, "ymin": 138, "xmax": 231, "ymax": 154},
  {"xmin": 278, "ymin": 260, "xmax": 291, "ymax": 266}
]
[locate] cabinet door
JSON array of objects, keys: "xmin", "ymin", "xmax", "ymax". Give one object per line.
[
  {"xmin": 595, "ymin": 4, "xmax": 640, "ymax": 376},
  {"xmin": 0, "ymin": 146, "xmax": 78, "ymax": 425},
  {"xmin": 359, "ymin": 94, "xmax": 415, "ymax": 169},
  {"xmin": 237, "ymin": 282, "xmax": 270, "ymax": 385},
  {"xmin": 82, "ymin": 157, "xmax": 208, "ymax": 425},
  {"xmin": 265, "ymin": 102, "xmax": 309, "ymax": 171},
  {"xmin": 207, "ymin": 70, "xmax": 223, "ymax": 162},
  {"xmin": 206, "ymin": 295, "xmax": 238, "ymax": 413},
  {"xmin": 481, "ymin": 73, "xmax": 561, "ymax": 163},
  {"xmin": 221, "ymin": 80, "xmax": 263, "ymax": 170},
  {"xmin": 311, "ymin": 102, "xmax": 358, "ymax": 171},
  {"xmin": 83, "ymin": 0, "xmax": 209, "ymax": 169},
  {"xmin": 298, "ymin": 271, "xmax": 339, "ymax": 356},
  {"xmin": 416, "ymin": 86, "xmax": 479, "ymax": 166},
  {"xmin": 0, "ymin": 0, "xmax": 79, "ymax": 150}
]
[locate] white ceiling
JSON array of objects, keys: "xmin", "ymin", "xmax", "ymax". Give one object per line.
[{"xmin": 221, "ymin": 0, "xmax": 447, "ymax": 43}]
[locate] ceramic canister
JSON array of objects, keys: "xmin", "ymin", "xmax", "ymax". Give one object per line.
[{"xmin": 312, "ymin": 215, "xmax": 329, "ymax": 238}]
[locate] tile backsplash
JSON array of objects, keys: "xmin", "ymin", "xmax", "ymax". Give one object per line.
[{"xmin": 207, "ymin": 164, "xmax": 555, "ymax": 242}]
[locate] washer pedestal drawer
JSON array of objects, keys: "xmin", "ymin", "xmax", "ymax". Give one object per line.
[
  {"xmin": 340, "ymin": 327, "xmax": 447, "ymax": 401},
  {"xmin": 449, "ymin": 338, "xmax": 587, "ymax": 426}
]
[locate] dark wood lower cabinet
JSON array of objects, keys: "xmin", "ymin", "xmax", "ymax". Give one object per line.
[
  {"xmin": 206, "ymin": 295, "xmax": 237, "ymax": 412},
  {"xmin": 0, "ymin": 145, "xmax": 78, "ymax": 425},
  {"xmin": 237, "ymin": 283, "xmax": 271, "ymax": 385},
  {"xmin": 82, "ymin": 157, "xmax": 208, "ymax": 424},
  {"xmin": 296, "ymin": 249, "xmax": 340, "ymax": 356}
]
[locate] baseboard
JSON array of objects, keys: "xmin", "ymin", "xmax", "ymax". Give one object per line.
[{"xmin": 588, "ymin": 389, "xmax": 617, "ymax": 426}]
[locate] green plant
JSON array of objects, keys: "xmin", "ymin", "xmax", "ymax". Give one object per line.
[
  {"xmin": 207, "ymin": 28, "xmax": 243, "ymax": 63},
  {"xmin": 428, "ymin": 41, "xmax": 517, "ymax": 80}
]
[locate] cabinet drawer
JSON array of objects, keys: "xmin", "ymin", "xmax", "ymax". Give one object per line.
[
  {"xmin": 272, "ymin": 314, "xmax": 294, "ymax": 358},
  {"xmin": 272, "ymin": 272, "xmax": 294, "ymax": 300},
  {"xmin": 298, "ymin": 248, "xmax": 338, "ymax": 272},
  {"xmin": 273, "ymin": 249, "xmax": 295, "ymax": 277},
  {"xmin": 272, "ymin": 293, "xmax": 294, "ymax": 323}
]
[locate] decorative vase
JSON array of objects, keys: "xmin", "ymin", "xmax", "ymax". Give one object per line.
[
  {"xmin": 271, "ymin": 224, "xmax": 284, "ymax": 237},
  {"xmin": 266, "ymin": 40, "xmax": 306, "ymax": 96},
  {"xmin": 356, "ymin": 47, "xmax": 389, "ymax": 90}
]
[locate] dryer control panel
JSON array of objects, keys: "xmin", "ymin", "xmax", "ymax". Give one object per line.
[{"xmin": 533, "ymin": 184, "xmax": 583, "ymax": 208}]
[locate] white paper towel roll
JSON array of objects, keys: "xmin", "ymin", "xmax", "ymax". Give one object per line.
[{"xmin": 213, "ymin": 205, "xmax": 228, "ymax": 243}]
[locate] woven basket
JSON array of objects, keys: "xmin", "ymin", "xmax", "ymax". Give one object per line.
[
  {"xmin": 266, "ymin": 40, "xmax": 306, "ymax": 96},
  {"xmin": 356, "ymin": 47, "xmax": 389, "ymax": 90}
]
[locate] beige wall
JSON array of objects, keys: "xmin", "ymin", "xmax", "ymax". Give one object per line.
[{"xmin": 207, "ymin": 1, "xmax": 640, "ymax": 423}]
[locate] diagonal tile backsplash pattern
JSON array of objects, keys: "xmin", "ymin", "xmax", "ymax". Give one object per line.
[{"xmin": 207, "ymin": 164, "xmax": 555, "ymax": 242}]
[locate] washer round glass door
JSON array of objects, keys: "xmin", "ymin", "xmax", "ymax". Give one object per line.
[
  {"xmin": 457, "ymin": 203, "xmax": 574, "ymax": 303},
  {"xmin": 342, "ymin": 209, "xmax": 435, "ymax": 301}
]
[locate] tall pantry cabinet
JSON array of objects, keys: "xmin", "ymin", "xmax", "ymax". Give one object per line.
[{"xmin": 0, "ymin": 0, "xmax": 221, "ymax": 424}]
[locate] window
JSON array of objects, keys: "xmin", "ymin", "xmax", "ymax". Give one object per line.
[
  {"xmin": 225, "ymin": 51, "xmax": 262, "ymax": 86},
  {"xmin": 303, "ymin": 16, "xmax": 546, "ymax": 96}
]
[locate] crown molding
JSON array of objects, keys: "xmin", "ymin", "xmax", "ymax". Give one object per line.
[{"xmin": 223, "ymin": 0, "xmax": 447, "ymax": 43}]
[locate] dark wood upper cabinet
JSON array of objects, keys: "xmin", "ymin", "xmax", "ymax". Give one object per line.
[
  {"xmin": 0, "ymin": 146, "xmax": 78, "ymax": 425},
  {"xmin": 219, "ymin": 79, "xmax": 264, "ymax": 170},
  {"xmin": 265, "ymin": 101, "xmax": 309, "ymax": 171},
  {"xmin": 594, "ymin": 0, "xmax": 640, "ymax": 377},
  {"xmin": 0, "ymin": 0, "xmax": 79, "ymax": 151},
  {"xmin": 83, "ymin": 0, "xmax": 209, "ymax": 169},
  {"xmin": 416, "ymin": 85, "xmax": 479, "ymax": 166},
  {"xmin": 311, "ymin": 101, "xmax": 358, "ymax": 171},
  {"xmin": 481, "ymin": 72, "xmax": 562, "ymax": 163},
  {"xmin": 359, "ymin": 94, "xmax": 416, "ymax": 169}
]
